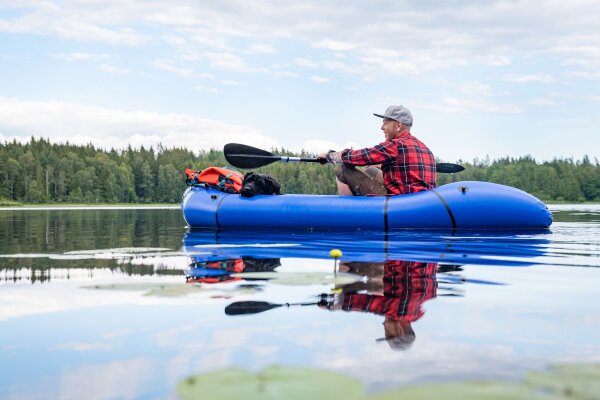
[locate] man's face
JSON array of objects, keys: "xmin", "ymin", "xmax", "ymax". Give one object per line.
[{"xmin": 381, "ymin": 118, "xmax": 401, "ymax": 140}]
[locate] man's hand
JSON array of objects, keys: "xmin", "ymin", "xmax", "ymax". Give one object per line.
[{"xmin": 317, "ymin": 150, "xmax": 343, "ymax": 165}]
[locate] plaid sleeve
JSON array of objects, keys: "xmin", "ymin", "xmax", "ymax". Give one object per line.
[{"xmin": 340, "ymin": 140, "xmax": 398, "ymax": 166}]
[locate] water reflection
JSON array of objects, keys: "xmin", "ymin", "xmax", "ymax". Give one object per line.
[
  {"xmin": 186, "ymin": 257, "xmax": 281, "ymax": 284},
  {"xmin": 185, "ymin": 253, "xmax": 484, "ymax": 351},
  {"xmin": 322, "ymin": 260, "xmax": 438, "ymax": 351},
  {"xmin": 183, "ymin": 229, "xmax": 554, "ymax": 267},
  {"xmin": 0, "ymin": 208, "xmax": 186, "ymax": 283}
]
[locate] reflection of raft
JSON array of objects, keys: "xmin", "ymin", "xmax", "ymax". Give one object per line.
[{"xmin": 181, "ymin": 181, "xmax": 552, "ymax": 230}]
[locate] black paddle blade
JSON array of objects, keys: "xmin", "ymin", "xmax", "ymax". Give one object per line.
[
  {"xmin": 436, "ymin": 163, "xmax": 464, "ymax": 173},
  {"xmin": 224, "ymin": 143, "xmax": 279, "ymax": 169},
  {"xmin": 224, "ymin": 301, "xmax": 282, "ymax": 315}
]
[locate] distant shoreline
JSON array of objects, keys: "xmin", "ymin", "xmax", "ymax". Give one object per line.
[
  {"xmin": 0, "ymin": 203, "xmax": 180, "ymax": 210},
  {"xmin": 1, "ymin": 201, "xmax": 599, "ymax": 210}
]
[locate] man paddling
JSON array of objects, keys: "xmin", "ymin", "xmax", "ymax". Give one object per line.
[{"xmin": 318, "ymin": 105, "xmax": 436, "ymax": 196}]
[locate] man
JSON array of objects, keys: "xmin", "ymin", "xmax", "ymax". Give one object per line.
[{"xmin": 319, "ymin": 105, "xmax": 436, "ymax": 196}]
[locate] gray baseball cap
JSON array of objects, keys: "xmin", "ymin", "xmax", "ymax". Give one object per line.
[{"xmin": 374, "ymin": 105, "xmax": 413, "ymax": 126}]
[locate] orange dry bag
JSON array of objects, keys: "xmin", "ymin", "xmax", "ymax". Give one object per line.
[{"xmin": 185, "ymin": 166, "xmax": 244, "ymax": 193}]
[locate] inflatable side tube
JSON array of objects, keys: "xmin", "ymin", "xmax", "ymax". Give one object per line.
[
  {"xmin": 435, "ymin": 181, "xmax": 552, "ymax": 229},
  {"xmin": 387, "ymin": 190, "xmax": 454, "ymax": 229},
  {"xmin": 218, "ymin": 194, "xmax": 386, "ymax": 229}
]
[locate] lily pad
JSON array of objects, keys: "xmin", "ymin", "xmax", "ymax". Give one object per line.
[
  {"xmin": 83, "ymin": 282, "xmax": 260, "ymax": 297},
  {"xmin": 177, "ymin": 365, "xmax": 364, "ymax": 400},
  {"xmin": 369, "ymin": 381, "xmax": 562, "ymax": 400},
  {"xmin": 370, "ymin": 363, "xmax": 600, "ymax": 400},
  {"xmin": 231, "ymin": 272, "xmax": 361, "ymax": 286},
  {"xmin": 526, "ymin": 363, "xmax": 600, "ymax": 399},
  {"xmin": 83, "ymin": 283, "xmax": 205, "ymax": 297}
]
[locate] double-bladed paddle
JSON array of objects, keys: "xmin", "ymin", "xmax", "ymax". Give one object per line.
[
  {"xmin": 224, "ymin": 143, "xmax": 464, "ymax": 173},
  {"xmin": 225, "ymin": 300, "xmax": 320, "ymax": 315},
  {"xmin": 224, "ymin": 290, "xmax": 477, "ymax": 315}
]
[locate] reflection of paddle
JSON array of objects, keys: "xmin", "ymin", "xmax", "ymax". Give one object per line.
[
  {"xmin": 224, "ymin": 143, "xmax": 465, "ymax": 173},
  {"xmin": 225, "ymin": 300, "xmax": 320, "ymax": 315}
]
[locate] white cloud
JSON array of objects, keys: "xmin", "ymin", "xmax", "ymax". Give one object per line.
[
  {"xmin": 99, "ymin": 64, "xmax": 130, "ymax": 75},
  {"xmin": 3, "ymin": 1, "xmax": 600, "ymax": 77},
  {"xmin": 528, "ymin": 96, "xmax": 560, "ymax": 107},
  {"xmin": 310, "ymin": 75, "xmax": 330, "ymax": 83},
  {"xmin": 204, "ymin": 52, "xmax": 252, "ymax": 71},
  {"xmin": 220, "ymin": 80, "xmax": 241, "ymax": 86},
  {"xmin": 273, "ymin": 70, "xmax": 299, "ymax": 78},
  {"xmin": 459, "ymin": 82, "xmax": 494, "ymax": 97},
  {"xmin": 51, "ymin": 52, "xmax": 111, "ymax": 62},
  {"xmin": 567, "ymin": 70, "xmax": 600, "ymax": 80},
  {"xmin": 195, "ymin": 85, "xmax": 218, "ymax": 94},
  {"xmin": 313, "ymin": 39, "xmax": 357, "ymax": 52},
  {"xmin": 199, "ymin": 51, "xmax": 271, "ymax": 73},
  {"xmin": 245, "ymin": 43, "xmax": 276, "ymax": 55},
  {"xmin": 52, "ymin": 341, "xmax": 113, "ymax": 351},
  {"xmin": 323, "ymin": 60, "xmax": 362, "ymax": 74},
  {"xmin": 293, "ymin": 57, "xmax": 320, "ymax": 68},
  {"xmin": 151, "ymin": 59, "xmax": 195, "ymax": 77},
  {"xmin": 0, "ymin": 97, "xmax": 279, "ymax": 152},
  {"xmin": 481, "ymin": 55, "xmax": 512, "ymax": 67},
  {"xmin": 359, "ymin": 48, "xmax": 422, "ymax": 75},
  {"xmin": 1, "ymin": 53, "xmax": 20, "ymax": 60},
  {"xmin": 0, "ymin": 5, "xmax": 146, "ymax": 46},
  {"xmin": 50, "ymin": 52, "xmax": 130, "ymax": 75},
  {"xmin": 428, "ymin": 97, "xmax": 521, "ymax": 114},
  {"xmin": 505, "ymin": 74, "xmax": 555, "ymax": 84}
]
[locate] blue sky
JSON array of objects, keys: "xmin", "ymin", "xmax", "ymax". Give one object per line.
[{"xmin": 0, "ymin": 0, "xmax": 598, "ymax": 162}]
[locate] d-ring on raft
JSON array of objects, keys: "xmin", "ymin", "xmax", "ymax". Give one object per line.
[{"xmin": 181, "ymin": 181, "xmax": 552, "ymax": 230}]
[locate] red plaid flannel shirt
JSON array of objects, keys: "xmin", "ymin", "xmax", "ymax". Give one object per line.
[
  {"xmin": 340, "ymin": 260, "xmax": 437, "ymax": 322},
  {"xmin": 340, "ymin": 132, "xmax": 436, "ymax": 195}
]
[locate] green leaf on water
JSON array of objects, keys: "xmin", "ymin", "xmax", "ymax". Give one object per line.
[
  {"xmin": 369, "ymin": 363, "xmax": 600, "ymax": 400},
  {"xmin": 83, "ymin": 283, "xmax": 170, "ymax": 291},
  {"xmin": 83, "ymin": 283, "xmax": 205, "ymax": 297},
  {"xmin": 526, "ymin": 363, "xmax": 600, "ymax": 399},
  {"xmin": 177, "ymin": 365, "xmax": 365, "ymax": 400},
  {"xmin": 369, "ymin": 381, "xmax": 562, "ymax": 400},
  {"xmin": 82, "ymin": 282, "xmax": 261, "ymax": 297},
  {"xmin": 143, "ymin": 284, "xmax": 207, "ymax": 297}
]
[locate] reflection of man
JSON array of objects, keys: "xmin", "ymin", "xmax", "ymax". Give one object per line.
[{"xmin": 322, "ymin": 260, "xmax": 437, "ymax": 351}]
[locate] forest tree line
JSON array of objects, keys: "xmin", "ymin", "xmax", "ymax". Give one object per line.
[{"xmin": 1, "ymin": 138, "xmax": 599, "ymax": 204}]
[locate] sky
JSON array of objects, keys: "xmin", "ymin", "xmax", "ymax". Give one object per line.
[{"xmin": 0, "ymin": 0, "xmax": 599, "ymax": 163}]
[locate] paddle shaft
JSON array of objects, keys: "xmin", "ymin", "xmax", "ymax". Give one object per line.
[{"xmin": 226, "ymin": 153, "xmax": 326, "ymax": 164}]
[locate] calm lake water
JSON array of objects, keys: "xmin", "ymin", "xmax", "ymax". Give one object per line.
[{"xmin": 1, "ymin": 205, "xmax": 599, "ymax": 399}]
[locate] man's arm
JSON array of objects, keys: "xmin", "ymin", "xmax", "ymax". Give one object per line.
[
  {"xmin": 319, "ymin": 140, "xmax": 398, "ymax": 166},
  {"xmin": 341, "ymin": 140, "xmax": 398, "ymax": 166}
]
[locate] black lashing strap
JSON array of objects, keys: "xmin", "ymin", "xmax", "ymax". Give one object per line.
[
  {"xmin": 383, "ymin": 196, "xmax": 390, "ymax": 256},
  {"xmin": 383, "ymin": 196, "xmax": 390, "ymax": 233},
  {"xmin": 214, "ymin": 193, "xmax": 230, "ymax": 228},
  {"xmin": 431, "ymin": 189, "xmax": 457, "ymax": 230}
]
